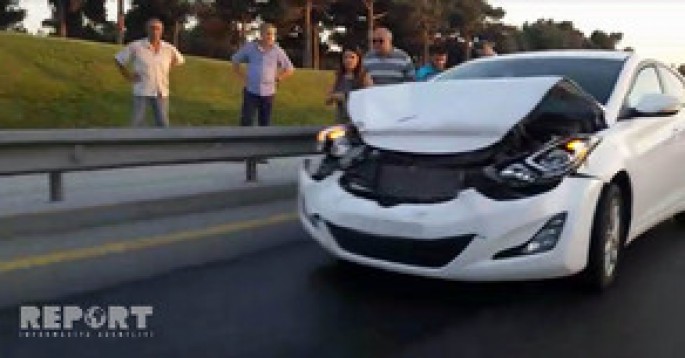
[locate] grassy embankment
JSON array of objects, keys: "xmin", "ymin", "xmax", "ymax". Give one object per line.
[{"xmin": 0, "ymin": 32, "xmax": 334, "ymax": 128}]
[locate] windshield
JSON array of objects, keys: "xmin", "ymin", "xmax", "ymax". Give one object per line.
[{"xmin": 435, "ymin": 57, "xmax": 625, "ymax": 104}]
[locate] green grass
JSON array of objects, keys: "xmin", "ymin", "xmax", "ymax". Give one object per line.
[{"xmin": 0, "ymin": 32, "xmax": 335, "ymax": 128}]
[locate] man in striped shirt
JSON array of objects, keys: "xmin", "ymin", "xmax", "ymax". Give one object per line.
[{"xmin": 363, "ymin": 27, "xmax": 415, "ymax": 85}]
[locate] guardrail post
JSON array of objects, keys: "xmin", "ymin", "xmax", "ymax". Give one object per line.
[
  {"xmin": 49, "ymin": 172, "xmax": 64, "ymax": 202},
  {"xmin": 246, "ymin": 159, "xmax": 258, "ymax": 182}
]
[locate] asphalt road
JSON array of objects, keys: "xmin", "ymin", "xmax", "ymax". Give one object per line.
[{"xmin": 1, "ymin": 202, "xmax": 684, "ymax": 358}]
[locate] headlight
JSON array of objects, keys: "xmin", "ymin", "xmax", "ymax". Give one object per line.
[
  {"xmin": 311, "ymin": 125, "xmax": 366, "ymax": 180},
  {"xmin": 493, "ymin": 136, "xmax": 600, "ymax": 187},
  {"xmin": 316, "ymin": 125, "xmax": 350, "ymax": 157}
]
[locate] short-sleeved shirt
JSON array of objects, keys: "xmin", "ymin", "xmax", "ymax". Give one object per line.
[
  {"xmin": 231, "ymin": 41, "xmax": 294, "ymax": 96},
  {"xmin": 416, "ymin": 64, "xmax": 442, "ymax": 81},
  {"xmin": 363, "ymin": 48, "xmax": 415, "ymax": 85},
  {"xmin": 114, "ymin": 39, "xmax": 184, "ymax": 97}
]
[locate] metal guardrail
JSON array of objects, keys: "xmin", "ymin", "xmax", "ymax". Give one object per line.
[{"xmin": 0, "ymin": 126, "xmax": 322, "ymax": 201}]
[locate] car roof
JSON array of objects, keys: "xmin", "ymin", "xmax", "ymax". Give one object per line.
[{"xmin": 473, "ymin": 50, "xmax": 633, "ymax": 62}]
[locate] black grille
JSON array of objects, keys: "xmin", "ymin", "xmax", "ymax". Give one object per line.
[
  {"xmin": 377, "ymin": 164, "xmax": 465, "ymax": 201},
  {"xmin": 327, "ymin": 222, "xmax": 475, "ymax": 268},
  {"xmin": 340, "ymin": 150, "xmax": 475, "ymax": 205}
]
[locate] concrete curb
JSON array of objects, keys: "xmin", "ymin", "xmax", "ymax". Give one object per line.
[{"xmin": 0, "ymin": 183, "xmax": 297, "ymax": 238}]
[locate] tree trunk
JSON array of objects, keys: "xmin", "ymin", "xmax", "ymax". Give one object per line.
[
  {"xmin": 239, "ymin": 19, "xmax": 247, "ymax": 46},
  {"xmin": 422, "ymin": 0, "xmax": 430, "ymax": 64},
  {"xmin": 365, "ymin": 0, "xmax": 374, "ymax": 51},
  {"xmin": 58, "ymin": 0, "xmax": 67, "ymax": 37},
  {"xmin": 303, "ymin": 0, "xmax": 313, "ymax": 68},
  {"xmin": 116, "ymin": 0, "xmax": 125, "ymax": 44},
  {"xmin": 313, "ymin": 24, "xmax": 320, "ymax": 70},
  {"xmin": 173, "ymin": 20, "xmax": 181, "ymax": 48},
  {"xmin": 463, "ymin": 34, "xmax": 473, "ymax": 61},
  {"xmin": 422, "ymin": 27, "xmax": 430, "ymax": 65}
]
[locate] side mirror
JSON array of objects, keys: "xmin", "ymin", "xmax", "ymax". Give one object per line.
[{"xmin": 634, "ymin": 93, "xmax": 681, "ymax": 116}]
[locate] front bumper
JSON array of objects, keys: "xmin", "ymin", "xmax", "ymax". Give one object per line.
[{"xmin": 298, "ymin": 162, "xmax": 605, "ymax": 281}]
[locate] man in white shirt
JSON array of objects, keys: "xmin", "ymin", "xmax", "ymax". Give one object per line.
[{"xmin": 115, "ymin": 18, "xmax": 184, "ymax": 127}]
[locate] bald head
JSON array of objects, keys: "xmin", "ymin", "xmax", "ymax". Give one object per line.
[{"xmin": 372, "ymin": 27, "xmax": 393, "ymax": 55}]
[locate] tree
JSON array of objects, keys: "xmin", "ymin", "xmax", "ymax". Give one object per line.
[
  {"xmin": 519, "ymin": 19, "xmax": 587, "ymax": 51},
  {"xmin": 678, "ymin": 64, "xmax": 685, "ymax": 77},
  {"xmin": 260, "ymin": 0, "xmax": 334, "ymax": 68},
  {"xmin": 446, "ymin": 0, "xmax": 505, "ymax": 60},
  {"xmin": 209, "ymin": 0, "xmax": 284, "ymax": 49},
  {"xmin": 327, "ymin": 0, "xmax": 392, "ymax": 52},
  {"xmin": 589, "ymin": 30, "xmax": 623, "ymax": 50},
  {"xmin": 116, "ymin": 0, "xmax": 125, "ymax": 44},
  {"xmin": 513, "ymin": 19, "xmax": 623, "ymax": 53},
  {"xmin": 0, "ymin": 0, "xmax": 25, "ymax": 30},
  {"xmin": 124, "ymin": 0, "xmax": 195, "ymax": 46},
  {"xmin": 393, "ymin": 0, "xmax": 451, "ymax": 62},
  {"xmin": 43, "ymin": 0, "xmax": 108, "ymax": 39},
  {"xmin": 479, "ymin": 22, "xmax": 519, "ymax": 54}
]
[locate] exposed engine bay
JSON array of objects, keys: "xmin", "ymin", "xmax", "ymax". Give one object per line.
[{"xmin": 313, "ymin": 78, "xmax": 605, "ymax": 205}]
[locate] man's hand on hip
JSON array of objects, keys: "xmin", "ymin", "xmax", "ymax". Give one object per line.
[{"xmin": 129, "ymin": 72, "xmax": 141, "ymax": 83}]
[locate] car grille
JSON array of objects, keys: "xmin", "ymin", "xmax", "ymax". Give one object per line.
[
  {"xmin": 340, "ymin": 150, "xmax": 473, "ymax": 205},
  {"xmin": 327, "ymin": 222, "xmax": 475, "ymax": 268}
]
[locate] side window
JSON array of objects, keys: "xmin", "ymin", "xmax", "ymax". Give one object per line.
[
  {"xmin": 658, "ymin": 66, "xmax": 685, "ymax": 104},
  {"xmin": 626, "ymin": 66, "xmax": 662, "ymax": 108}
]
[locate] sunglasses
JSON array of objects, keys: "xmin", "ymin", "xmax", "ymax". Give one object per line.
[{"xmin": 372, "ymin": 38, "xmax": 385, "ymax": 44}]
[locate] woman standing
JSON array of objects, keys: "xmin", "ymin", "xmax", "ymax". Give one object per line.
[{"xmin": 326, "ymin": 49, "xmax": 373, "ymax": 123}]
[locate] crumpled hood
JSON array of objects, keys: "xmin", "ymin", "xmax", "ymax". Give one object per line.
[{"xmin": 347, "ymin": 77, "xmax": 565, "ymax": 154}]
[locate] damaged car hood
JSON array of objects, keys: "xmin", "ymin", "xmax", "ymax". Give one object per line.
[{"xmin": 347, "ymin": 76, "xmax": 579, "ymax": 154}]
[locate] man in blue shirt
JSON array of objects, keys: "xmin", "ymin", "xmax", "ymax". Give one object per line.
[
  {"xmin": 232, "ymin": 23, "xmax": 295, "ymax": 126},
  {"xmin": 416, "ymin": 45, "xmax": 448, "ymax": 81}
]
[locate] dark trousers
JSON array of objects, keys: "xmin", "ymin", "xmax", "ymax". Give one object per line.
[{"xmin": 240, "ymin": 89, "xmax": 274, "ymax": 126}]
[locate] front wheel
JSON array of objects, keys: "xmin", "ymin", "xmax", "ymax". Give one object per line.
[{"xmin": 580, "ymin": 184, "xmax": 625, "ymax": 291}]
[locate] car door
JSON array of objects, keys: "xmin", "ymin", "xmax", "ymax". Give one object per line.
[
  {"xmin": 621, "ymin": 65, "xmax": 681, "ymax": 231},
  {"xmin": 656, "ymin": 65, "xmax": 685, "ymax": 215}
]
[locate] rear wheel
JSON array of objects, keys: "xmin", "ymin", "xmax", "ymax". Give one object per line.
[{"xmin": 581, "ymin": 184, "xmax": 625, "ymax": 291}]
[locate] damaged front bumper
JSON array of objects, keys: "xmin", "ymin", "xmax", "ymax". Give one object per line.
[{"xmin": 298, "ymin": 161, "xmax": 605, "ymax": 281}]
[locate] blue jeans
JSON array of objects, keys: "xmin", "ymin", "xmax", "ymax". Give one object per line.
[
  {"xmin": 132, "ymin": 96, "xmax": 169, "ymax": 127},
  {"xmin": 240, "ymin": 89, "xmax": 274, "ymax": 126}
]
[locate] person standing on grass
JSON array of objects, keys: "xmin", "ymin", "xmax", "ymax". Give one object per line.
[
  {"xmin": 114, "ymin": 18, "xmax": 184, "ymax": 127},
  {"xmin": 232, "ymin": 23, "xmax": 295, "ymax": 127},
  {"xmin": 363, "ymin": 27, "xmax": 415, "ymax": 85},
  {"xmin": 326, "ymin": 48, "xmax": 373, "ymax": 124}
]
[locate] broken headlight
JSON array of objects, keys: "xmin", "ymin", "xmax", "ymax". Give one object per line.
[
  {"xmin": 317, "ymin": 125, "xmax": 352, "ymax": 157},
  {"xmin": 312, "ymin": 125, "xmax": 366, "ymax": 179},
  {"xmin": 487, "ymin": 136, "xmax": 600, "ymax": 187}
]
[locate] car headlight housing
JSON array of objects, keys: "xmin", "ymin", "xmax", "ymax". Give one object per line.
[
  {"xmin": 488, "ymin": 136, "xmax": 600, "ymax": 187},
  {"xmin": 312, "ymin": 125, "xmax": 366, "ymax": 179},
  {"xmin": 317, "ymin": 125, "xmax": 351, "ymax": 157}
]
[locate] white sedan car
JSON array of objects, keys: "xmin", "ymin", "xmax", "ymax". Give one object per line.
[{"xmin": 299, "ymin": 50, "xmax": 685, "ymax": 290}]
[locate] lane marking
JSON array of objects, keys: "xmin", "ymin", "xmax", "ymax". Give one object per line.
[{"xmin": 0, "ymin": 212, "xmax": 298, "ymax": 274}]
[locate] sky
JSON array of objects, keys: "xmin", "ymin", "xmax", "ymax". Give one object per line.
[
  {"xmin": 19, "ymin": 0, "xmax": 125, "ymax": 33},
  {"xmin": 17, "ymin": 0, "xmax": 685, "ymax": 65},
  {"xmin": 488, "ymin": 0, "xmax": 685, "ymax": 65}
]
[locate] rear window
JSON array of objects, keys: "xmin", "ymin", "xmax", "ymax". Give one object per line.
[{"xmin": 435, "ymin": 57, "xmax": 625, "ymax": 104}]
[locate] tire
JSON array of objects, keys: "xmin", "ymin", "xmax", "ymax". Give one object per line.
[{"xmin": 581, "ymin": 183, "xmax": 625, "ymax": 291}]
